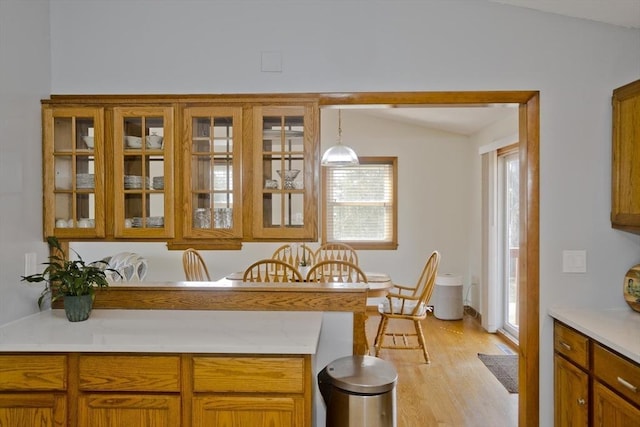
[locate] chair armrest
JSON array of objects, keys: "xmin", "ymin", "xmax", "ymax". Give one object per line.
[
  {"xmin": 391, "ymin": 283, "xmax": 415, "ymax": 292},
  {"xmin": 386, "ymin": 292, "xmax": 420, "ymax": 302}
]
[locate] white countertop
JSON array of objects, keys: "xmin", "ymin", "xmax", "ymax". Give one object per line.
[
  {"xmin": 0, "ymin": 309, "xmax": 323, "ymax": 354},
  {"xmin": 549, "ymin": 306, "xmax": 640, "ymax": 364}
]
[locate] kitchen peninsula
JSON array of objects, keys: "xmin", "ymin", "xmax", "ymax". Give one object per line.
[
  {"xmin": 1, "ymin": 281, "xmax": 371, "ymax": 427},
  {"xmin": 0, "ymin": 309, "xmax": 322, "ymax": 426},
  {"xmin": 68, "ymin": 280, "xmax": 374, "ymax": 356}
]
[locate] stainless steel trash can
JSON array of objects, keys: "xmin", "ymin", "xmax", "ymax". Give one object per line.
[{"xmin": 318, "ymin": 355, "xmax": 397, "ymax": 427}]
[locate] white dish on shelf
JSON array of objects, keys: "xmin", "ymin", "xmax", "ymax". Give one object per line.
[
  {"xmin": 146, "ymin": 134, "xmax": 163, "ymax": 149},
  {"xmin": 263, "ymin": 129, "xmax": 304, "ymax": 139},
  {"xmin": 125, "ymin": 135, "xmax": 142, "ymax": 148},
  {"xmin": 82, "ymin": 136, "xmax": 94, "ymax": 149}
]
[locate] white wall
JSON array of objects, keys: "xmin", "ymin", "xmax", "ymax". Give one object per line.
[
  {"xmin": 0, "ymin": 0, "xmax": 51, "ymax": 324},
  {"xmin": 2, "ymin": 1, "xmax": 639, "ymax": 424}
]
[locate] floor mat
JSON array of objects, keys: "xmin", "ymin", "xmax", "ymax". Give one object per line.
[{"xmin": 477, "ymin": 353, "xmax": 519, "ymax": 393}]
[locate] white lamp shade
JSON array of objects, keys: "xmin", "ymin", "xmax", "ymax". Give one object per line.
[{"xmin": 321, "ymin": 144, "xmax": 359, "ymax": 167}]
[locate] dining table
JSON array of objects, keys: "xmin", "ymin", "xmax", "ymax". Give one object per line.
[{"xmin": 223, "ymin": 270, "xmax": 392, "ymax": 296}]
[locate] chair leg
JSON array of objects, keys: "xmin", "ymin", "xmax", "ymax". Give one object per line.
[
  {"xmin": 374, "ymin": 316, "xmax": 388, "ymax": 357},
  {"xmin": 415, "ymin": 319, "xmax": 430, "ymax": 364}
]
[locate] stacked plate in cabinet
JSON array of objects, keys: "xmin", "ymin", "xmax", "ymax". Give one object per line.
[
  {"xmin": 76, "ymin": 173, "xmax": 95, "ymax": 189},
  {"xmin": 124, "ymin": 175, "xmax": 150, "ymax": 189},
  {"xmin": 152, "ymin": 176, "xmax": 164, "ymax": 190},
  {"xmin": 131, "ymin": 216, "xmax": 164, "ymax": 228}
]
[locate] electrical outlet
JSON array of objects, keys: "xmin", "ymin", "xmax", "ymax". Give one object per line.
[{"xmin": 24, "ymin": 252, "xmax": 37, "ymax": 276}]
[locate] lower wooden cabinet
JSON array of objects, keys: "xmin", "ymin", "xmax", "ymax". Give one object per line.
[
  {"xmin": 554, "ymin": 354, "xmax": 588, "ymax": 426},
  {"xmin": 593, "ymin": 381, "xmax": 640, "ymax": 427},
  {"xmin": 193, "ymin": 395, "xmax": 305, "ymax": 427},
  {"xmin": 0, "ymin": 355, "xmax": 67, "ymax": 427},
  {"xmin": 191, "ymin": 356, "xmax": 309, "ymax": 427},
  {"xmin": 0, "ymin": 393, "xmax": 66, "ymax": 427},
  {"xmin": 554, "ymin": 320, "xmax": 640, "ymax": 426},
  {"xmin": 78, "ymin": 394, "xmax": 181, "ymax": 426},
  {"xmin": 0, "ymin": 353, "xmax": 311, "ymax": 427}
]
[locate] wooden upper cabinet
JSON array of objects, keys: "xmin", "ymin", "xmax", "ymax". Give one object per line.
[
  {"xmin": 42, "ymin": 95, "xmax": 320, "ymax": 247},
  {"xmin": 181, "ymin": 106, "xmax": 243, "ymax": 240},
  {"xmin": 112, "ymin": 106, "xmax": 174, "ymax": 239},
  {"xmin": 612, "ymin": 79, "xmax": 640, "ymax": 233},
  {"xmin": 43, "ymin": 106, "xmax": 106, "ymax": 239},
  {"xmin": 251, "ymin": 104, "xmax": 319, "ymax": 241}
]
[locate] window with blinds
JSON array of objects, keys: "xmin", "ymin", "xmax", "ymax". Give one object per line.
[{"xmin": 322, "ymin": 157, "xmax": 398, "ymax": 249}]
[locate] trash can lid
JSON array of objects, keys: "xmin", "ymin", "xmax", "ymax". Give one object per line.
[
  {"xmin": 436, "ymin": 273, "xmax": 462, "ymax": 286},
  {"xmin": 324, "ymin": 355, "xmax": 397, "ymax": 394}
]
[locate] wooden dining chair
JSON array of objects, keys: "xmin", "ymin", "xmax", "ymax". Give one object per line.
[
  {"xmin": 242, "ymin": 259, "xmax": 303, "ymax": 283},
  {"xmin": 305, "ymin": 260, "xmax": 367, "ymax": 283},
  {"xmin": 272, "ymin": 244, "xmax": 315, "ymax": 268},
  {"xmin": 182, "ymin": 248, "xmax": 211, "ymax": 281},
  {"xmin": 374, "ymin": 250, "xmax": 440, "ymax": 363},
  {"xmin": 314, "ymin": 243, "xmax": 359, "ymax": 265}
]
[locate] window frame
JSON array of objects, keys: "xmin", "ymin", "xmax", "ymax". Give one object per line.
[{"xmin": 321, "ymin": 156, "xmax": 398, "ymax": 250}]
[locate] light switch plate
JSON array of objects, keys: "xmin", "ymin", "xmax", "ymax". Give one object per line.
[
  {"xmin": 24, "ymin": 252, "xmax": 37, "ymax": 276},
  {"xmin": 562, "ymin": 250, "xmax": 587, "ymax": 273}
]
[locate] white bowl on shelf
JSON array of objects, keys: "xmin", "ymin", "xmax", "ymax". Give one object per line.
[
  {"xmin": 82, "ymin": 136, "xmax": 94, "ymax": 149},
  {"xmin": 125, "ymin": 135, "xmax": 142, "ymax": 148},
  {"xmin": 146, "ymin": 134, "xmax": 163, "ymax": 149}
]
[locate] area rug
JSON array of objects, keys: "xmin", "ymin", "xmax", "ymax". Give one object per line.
[{"xmin": 477, "ymin": 353, "xmax": 519, "ymax": 393}]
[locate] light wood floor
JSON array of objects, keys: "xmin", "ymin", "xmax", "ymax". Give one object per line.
[{"xmin": 366, "ymin": 311, "xmax": 519, "ymax": 427}]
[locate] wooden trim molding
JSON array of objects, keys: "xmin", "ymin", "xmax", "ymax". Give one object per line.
[{"xmin": 318, "ymin": 90, "xmax": 540, "ymax": 427}]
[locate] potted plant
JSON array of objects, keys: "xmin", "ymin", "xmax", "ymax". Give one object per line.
[
  {"xmin": 298, "ymin": 243, "xmax": 311, "ymax": 278},
  {"xmin": 21, "ymin": 236, "xmax": 114, "ymax": 321}
]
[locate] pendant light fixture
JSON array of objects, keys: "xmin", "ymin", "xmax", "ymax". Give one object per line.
[{"xmin": 321, "ymin": 109, "xmax": 359, "ymax": 167}]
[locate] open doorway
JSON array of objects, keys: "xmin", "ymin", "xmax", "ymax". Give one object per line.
[{"xmin": 319, "ymin": 91, "xmax": 539, "ymax": 427}]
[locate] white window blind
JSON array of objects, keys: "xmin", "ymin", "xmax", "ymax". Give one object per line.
[{"xmin": 325, "ymin": 161, "xmax": 394, "ymax": 244}]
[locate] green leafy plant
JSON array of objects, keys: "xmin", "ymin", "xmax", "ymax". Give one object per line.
[{"xmin": 21, "ymin": 236, "xmax": 115, "ymax": 308}]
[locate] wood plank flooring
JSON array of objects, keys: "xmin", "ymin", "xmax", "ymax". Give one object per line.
[{"xmin": 366, "ymin": 311, "xmax": 519, "ymax": 427}]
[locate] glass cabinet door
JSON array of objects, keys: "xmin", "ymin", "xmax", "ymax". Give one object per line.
[
  {"xmin": 113, "ymin": 107, "xmax": 174, "ymax": 238},
  {"xmin": 252, "ymin": 105, "xmax": 318, "ymax": 240},
  {"xmin": 183, "ymin": 106, "xmax": 243, "ymax": 239},
  {"xmin": 43, "ymin": 107, "xmax": 105, "ymax": 238}
]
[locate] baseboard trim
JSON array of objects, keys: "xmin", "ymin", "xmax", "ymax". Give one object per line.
[
  {"xmin": 496, "ymin": 328, "xmax": 520, "ymax": 352},
  {"xmin": 463, "ymin": 305, "xmax": 482, "ymax": 323}
]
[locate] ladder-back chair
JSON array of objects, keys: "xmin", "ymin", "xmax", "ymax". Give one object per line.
[
  {"xmin": 182, "ymin": 248, "xmax": 211, "ymax": 281},
  {"xmin": 272, "ymin": 244, "xmax": 315, "ymax": 268},
  {"xmin": 314, "ymin": 243, "xmax": 359, "ymax": 265},
  {"xmin": 374, "ymin": 250, "xmax": 441, "ymax": 363},
  {"xmin": 242, "ymin": 259, "xmax": 303, "ymax": 283}
]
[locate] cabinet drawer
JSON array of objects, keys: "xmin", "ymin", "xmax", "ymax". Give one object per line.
[
  {"xmin": 554, "ymin": 322, "xmax": 589, "ymax": 368},
  {"xmin": 79, "ymin": 355, "xmax": 180, "ymax": 392},
  {"xmin": 193, "ymin": 356, "xmax": 305, "ymax": 394},
  {"xmin": 593, "ymin": 343, "xmax": 640, "ymax": 407},
  {"xmin": 0, "ymin": 355, "xmax": 66, "ymax": 391}
]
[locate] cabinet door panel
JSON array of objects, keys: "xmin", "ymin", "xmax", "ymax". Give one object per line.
[
  {"xmin": 193, "ymin": 395, "xmax": 304, "ymax": 427},
  {"xmin": 43, "ymin": 107, "xmax": 105, "ymax": 239},
  {"xmin": 252, "ymin": 105, "xmax": 318, "ymax": 240},
  {"xmin": 0, "ymin": 355, "xmax": 66, "ymax": 391},
  {"xmin": 612, "ymin": 79, "xmax": 640, "ymax": 232},
  {"xmin": 554, "ymin": 355, "xmax": 588, "ymax": 427},
  {"xmin": 182, "ymin": 106, "xmax": 243, "ymax": 239},
  {"xmin": 0, "ymin": 393, "xmax": 66, "ymax": 427},
  {"xmin": 113, "ymin": 107, "xmax": 174, "ymax": 238},
  {"xmin": 78, "ymin": 394, "xmax": 180, "ymax": 427},
  {"xmin": 593, "ymin": 381, "xmax": 640, "ymax": 427}
]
